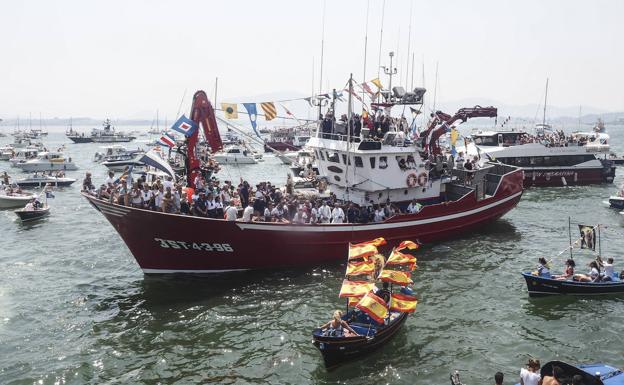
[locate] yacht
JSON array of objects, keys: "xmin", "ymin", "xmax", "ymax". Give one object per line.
[
  {"xmin": 9, "ymin": 148, "xmax": 39, "ymax": 167},
  {"xmin": 213, "ymin": 145, "xmax": 261, "ymax": 164},
  {"xmin": 94, "ymin": 145, "xmax": 145, "ymax": 171},
  {"xmin": 15, "ymin": 152, "xmax": 78, "ymax": 172}
]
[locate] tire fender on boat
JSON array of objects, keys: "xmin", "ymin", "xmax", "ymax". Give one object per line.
[
  {"xmin": 417, "ymin": 172, "xmax": 428, "ymax": 186},
  {"xmin": 406, "ymin": 173, "xmax": 418, "ymax": 187}
]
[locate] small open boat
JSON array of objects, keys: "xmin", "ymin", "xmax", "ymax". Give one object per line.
[
  {"xmin": 15, "ymin": 205, "xmax": 50, "ymax": 221},
  {"xmin": 312, "ymin": 238, "xmax": 419, "ymax": 369},
  {"xmin": 522, "ymin": 273, "xmax": 624, "ymax": 296},
  {"xmin": 0, "ymin": 192, "xmax": 35, "ymax": 208},
  {"xmin": 15, "ymin": 175, "xmax": 76, "ymax": 188},
  {"xmin": 608, "ymin": 195, "xmax": 624, "ymax": 210},
  {"xmin": 531, "ymin": 361, "xmax": 624, "ymax": 385}
]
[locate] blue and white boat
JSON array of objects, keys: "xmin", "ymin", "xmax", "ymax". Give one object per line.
[{"xmin": 522, "ymin": 272, "xmax": 624, "ymax": 296}]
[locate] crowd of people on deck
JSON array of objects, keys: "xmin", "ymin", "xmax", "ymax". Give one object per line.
[
  {"xmin": 501, "ymin": 130, "xmax": 602, "ymax": 148},
  {"xmin": 536, "ymin": 256, "xmax": 624, "ymax": 282},
  {"xmin": 83, "ymin": 168, "xmax": 427, "ymax": 223},
  {"xmin": 320, "ymin": 110, "xmax": 411, "ymax": 142}
]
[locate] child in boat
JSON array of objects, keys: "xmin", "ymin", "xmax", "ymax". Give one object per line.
[
  {"xmin": 320, "ymin": 310, "xmax": 359, "ymax": 337},
  {"xmin": 552, "ymin": 259, "xmax": 575, "ymax": 280},
  {"xmin": 573, "ymin": 261, "xmax": 600, "ymax": 282},
  {"xmin": 536, "ymin": 257, "xmax": 550, "ymax": 277}
]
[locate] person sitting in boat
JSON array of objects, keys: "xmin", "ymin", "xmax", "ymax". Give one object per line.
[
  {"xmin": 536, "ymin": 257, "xmax": 551, "ymax": 277},
  {"xmin": 573, "ymin": 261, "xmax": 601, "ymax": 282},
  {"xmin": 541, "ymin": 365, "xmax": 564, "ymax": 385},
  {"xmin": 602, "ymin": 257, "xmax": 615, "ymax": 281},
  {"xmin": 552, "ymin": 259, "xmax": 575, "ymax": 280},
  {"xmin": 375, "ymin": 282, "xmax": 391, "ymax": 304},
  {"xmin": 23, "ymin": 198, "xmax": 35, "ymax": 212},
  {"xmin": 407, "ymin": 199, "xmax": 422, "ymax": 214},
  {"xmin": 320, "ymin": 310, "xmax": 358, "ymax": 337}
]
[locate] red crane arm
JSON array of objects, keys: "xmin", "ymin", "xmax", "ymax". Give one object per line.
[
  {"xmin": 186, "ymin": 91, "xmax": 223, "ymax": 187},
  {"xmin": 428, "ymin": 106, "xmax": 497, "ymax": 154}
]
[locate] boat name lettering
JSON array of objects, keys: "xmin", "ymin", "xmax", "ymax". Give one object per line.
[{"xmin": 154, "ymin": 238, "xmax": 233, "ymax": 252}]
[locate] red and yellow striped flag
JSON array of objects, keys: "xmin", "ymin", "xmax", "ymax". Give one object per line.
[
  {"xmin": 352, "ymin": 237, "xmax": 387, "ymax": 247},
  {"xmin": 261, "ymin": 102, "xmax": 277, "ymax": 120},
  {"xmin": 348, "ymin": 243, "xmax": 378, "ymax": 260},
  {"xmin": 348, "ymin": 295, "xmax": 363, "ymax": 307},
  {"xmin": 389, "ymin": 293, "xmax": 418, "ymax": 313},
  {"xmin": 346, "ymin": 260, "xmax": 376, "ymax": 276},
  {"xmin": 356, "ymin": 291, "xmax": 388, "ymax": 324},
  {"xmin": 386, "ymin": 249, "xmax": 417, "ymax": 270},
  {"xmin": 378, "ymin": 269, "xmax": 413, "ymax": 286},
  {"xmin": 338, "ymin": 280, "xmax": 375, "ymax": 298},
  {"xmin": 396, "ymin": 240, "xmax": 419, "ymax": 251}
]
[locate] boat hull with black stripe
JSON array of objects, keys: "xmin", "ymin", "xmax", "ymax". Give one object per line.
[{"xmin": 522, "ymin": 273, "xmax": 624, "ymax": 297}]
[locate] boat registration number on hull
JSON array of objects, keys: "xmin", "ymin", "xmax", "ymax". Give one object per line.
[{"xmin": 154, "ymin": 238, "xmax": 233, "ymax": 252}]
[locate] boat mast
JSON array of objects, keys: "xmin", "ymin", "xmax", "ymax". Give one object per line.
[
  {"xmin": 376, "ymin": 0, "xmax": 386, "ymax": 103},
  {"xmin": 542, "ymin": 78, "xmax": 549, "ymax": 126},
  {"xmin": 568, "ymin": 216, "xmax": 573, "ymax": 259},
  {"xmin": 346, "ymin": 74, "xmax": 353, "ymax": 201},
  {"xmin": 361, "ymin": 0, "xmax": 370, "ymax": 111},
  {"xmin": 318, "ymin": 0, "xmax": 327, "ymax": 119},
  {"xmin": 405, "ymin": 1, "xmax": 413, "ymax": 87}
]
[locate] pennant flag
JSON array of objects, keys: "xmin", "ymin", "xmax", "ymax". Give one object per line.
[
  {"xmin": 333, "ymin": 90, "xmax": 345, "ymax": 102},
  {"xmin": 304, "ymin": 97, "xmax": 313, "ymax": 107},
  {"xmin": 371, "ymin": 78, "xmax": 383, "ymax": 89},
  {"xmin": 386, "ymin": 249, "xmax": 417, "ymax": 268},
  {"xmin": 356, "ymin": 291, "xmax": 388, "ymax": 324},
  {"xmin": 138, "ymin": 149, "xmax": 175, "ymax": 178},
  {"xmin": 389, "ymin": 293, "xmax": 418, "ymax": 313},
  {"xmin": 450, "ymin": 127, "xmax": 459, "ymax": 156},
  {"xmin": 352, "ymin": 237, "xmax": 387, "ymax": 247},
  {"xmin": 346, "ymin": 260, "xmax": 376, "ymax": 276},
  {"xmin": 410, "ymin": 107, "xmax": 422, "ymax": 116},
  {"xmin": 345, "ymin": 88, "xmax": 365, "ymax": 103},
  {"xmin": 396, "ymin": 240, "xmax": 419, "ymax": 251},
  {"xmin": 361, "ymin": 82, "xmax": 376, "ymax": 97},
  {"xmin": 348, "ymin": 243, "xmax": 378, "ymax": 260},
  {"xmin": 378, "ymin": 269, "xmax": 413, "ymax": 286},
  {"xmin": 157, "ymin": 132, "xmax": 176, "ymax": 148},
  {"xmin": 242, "ymin": 103, "xmax": 261, "ymax": 138},
  {"xmin": 221, "ymin": 103, "xmax": 238, "ymax": 119},
  {"xmin": 578, "ymin": 224, "xmax": 596, "ymax": 250},
  {"xmin": 338, "ymin": 280, "xmax": 375, "ymax": 298},
  {"xmin": 45, "ymin": 191, "xmax": 55, "ymax": 199},
  {"xmin": 170, "ymin": 115, "xmax": 198, "ymax": 137},
  {"xmin": 261, "ymin": 102, "xmax": 277, "ymax": 121}
]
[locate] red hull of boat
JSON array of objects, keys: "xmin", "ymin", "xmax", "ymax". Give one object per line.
[
  {"xmin": 84, "ymin": 169, "xmax": 524, "ymax": 273},
  {"xmin": 522, "ymin": 166, "xmax": 615, "ymax": 187}
]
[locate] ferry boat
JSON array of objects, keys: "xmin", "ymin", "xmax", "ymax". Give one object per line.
[
  {"xmin": 82, "ymin": 72, "xmax": 524, "ymax": 273},
  {"xmin": 15, "ymin": 152, "xmax": 78, "ymax": 172},
  {"xmin": 465, "ymin": 129, "xmax": 615, "ymax": 187}
]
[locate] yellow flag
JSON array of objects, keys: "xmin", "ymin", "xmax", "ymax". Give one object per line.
[
  {"xmin": 451, "ymin": 127, "xmax": 459, "ymax": 146},
  {"xmin": 371, "ymin": 78, "xmax": 383, "ymax": 89},
  {"xmin": 221, "ymin": 103, "xmax": 238, "ymax": 119},
  {"xmin": 261, "ymin": 102, "xmax": 277, "ymax": 120},
  {"xmin": 346, "ymin": 260, "xmax": 376, "ymax": 276},
  {"xmin": 389, "ymin": 293, "xmax": 418, "ymax": 313},
  {"xmin": 355, "ymin": 292, "xmax": 388, "ymax": 323},
  {"xmin": 378, "ymin": 269, "xmax": 413, "ymax": 286},
  {"xmin": 348, "ymin": 243, "xmax": 378, "ymax": 260},
  {"xmin": 338, "ymin": 280, "xmax": 375, "ymax": 298}
]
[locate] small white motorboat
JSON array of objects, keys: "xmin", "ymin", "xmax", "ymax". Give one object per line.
[
  {"xmin": 213, "ymin": 145, "xmax": 259, "ymax": 164},
  {"xmin": 15, "ymin": 152, "xmax": 78, "ymax": 172},
  {"xmin": 0, "ymin": 191, "xmax": 36, "ymax": 209},
  {"xmin": 8, "ymin": 148, "xmax": 39, "ymax": 166},
  {"xmin": 14, "ymin": 174, "xmax": 77, "ymax": 188}
]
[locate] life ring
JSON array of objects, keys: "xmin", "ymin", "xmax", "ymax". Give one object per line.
[
  {"xmin": 417, "ymin": 172, "xmax": 428, "ymax": 186},
  {"xmin": 406, "ymin": 173, "xmax": 418, "ymax": 187}
]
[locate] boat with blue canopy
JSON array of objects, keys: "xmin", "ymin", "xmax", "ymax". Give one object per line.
[{"xmin": 312, "ymin": 237, "xmax": 419, "ymax": 369}]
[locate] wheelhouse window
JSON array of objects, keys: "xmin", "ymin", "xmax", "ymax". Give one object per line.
[
  {"xmin": 354, "ymin": 156, "xmax": 363, "ymax": 168},
  {"xmin": 327, "ymin": 152, "xmax": 340, "ymax": 163},
  {"xmin": 369, "ymin": 157, "xmax": 376, "ymax": 169},
  {"xmin": 379, "ymin": 156, "xmax": 388, "ymax": 169},
  {"xmin": 318, "ymin": 150, "xmax": 325, "ymax": 161}
]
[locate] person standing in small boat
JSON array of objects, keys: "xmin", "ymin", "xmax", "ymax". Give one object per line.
[
  {"xmin": 319, "ymin": 310, "xmax": 358, "ymax": 337},
  {"xmin": 520, "ymin": 358, "xmax": 541, "ymax": 385},
  {"xmin": 602, "ymin": 257, "xmax": 615, "ymax": 281}
]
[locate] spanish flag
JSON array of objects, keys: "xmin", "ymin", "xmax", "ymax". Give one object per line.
[
  {"xmin": 389, "ymin": 293, "xmax": 418, "ymax": 313},
  {"xmin": 346, "ymin": 260, "xmax": 376, "ymax": 276},
  {"xmin": 221, "ymin": 103, "xmax": 238, "ymax": 119},
  {"xmin": 371, "ymin": 78, "xmax": 383, "ymax": 89},
  {"xmin": 386, "ymin": 249, "xmax": 417, "ymax": 269},
  {"xmin": 353, "ymin": 237, "xmax": 387, "ymax": 247},
  {"xmin": 348, "ymin": 243, "xmax": 378, "ymax": 260},
  {"xmin": 378, "ymin": 269, "xmax": 413, "ymax": 286},
  {"xmin": 348, "ymin": 295, "xmax": 363, "ymax": 307},
  {"xmin": 338, "ymin": 280, "xmax": 375, "ymax": 298},
  {"xmin": 396, "ymin": 240, "xmax": 419, "ymax": 251},
  {"xmin": 261, "ymin": 102, "xmax": 277, "ymax": 120},
  {"xmin": 356, "ymin": 291, "xmax": 388, "ymax": 324}
]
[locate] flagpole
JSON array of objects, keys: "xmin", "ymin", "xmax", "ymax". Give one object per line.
[
  {"xmin": 346, "ymin": 74, "xmax": 353, "ymax": 202},
  {"xmin": 569, "ymin": 216, "xmax": 573, "ymax": 259},
  {"xmin": 318, "ymin": 0, "xmax": 327, "ymax": 119},
  {"xmin": 362, "ymin": 0, "xmax": 370, "ymax": 114},
  {"xmin": 432, "ymin": 61, "xmax": 439, "ymax": 112},
  {"xmin": 376, "ymin": 0, "xmax": 386, "ymax": 103},
  {"xmin": 405, "ymin": 1, "xmax": 413, "ymax": 88}
]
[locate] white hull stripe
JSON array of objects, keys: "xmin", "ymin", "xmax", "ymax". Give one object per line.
[
  {"xmin": 99, "ymin": 209, "xmax": 125, "ymax": 217},
  {"xmin": 142, "ymin": 268, "xmax": 250, "ymax": 274},
  {"xmin": 235, "ymin": 191, "xmax": 523, "ymax": 232}
]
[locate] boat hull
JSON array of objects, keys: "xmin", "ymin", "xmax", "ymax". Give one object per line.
[
  {"xmin": 522, "ymin": 273, "xmax": 624, "ymax": 297},
  {"xmin": 16, "ymin": 163, "xmax": 79, "ymax": 172},
  {"xmin": 15, "ymin": 178, "xmax": 76, "ymax": 188},
  {"xmin": 212, "ymin": 155, "xmax": 257, "ymax": 164},
  {"xmin": 67, "ymin": 136, "xmax": 94, "ymax": 143},
  {"xmin": 312, "ymin": 313, "xmax": 409, "ymax": 369},
  {"xmin": 91, "ymin": 137, "xmax": 135, "ymax": 143},
  {"xmin": 15, "ymin": 207, "xmax": 50, "ymax": 221},
  {"xmin": 522, "ymin": 166, "xmax": 615, "ymax": 187},
  {"xmin": 608, "ymin": 196, "xmax": 624, "ymax": 210},
  {"xmin": 82, "ymin": 168, "xmax": 524, "ymax": 273},
  {"xmin": 0, "ymin": 195, "xmax": 33, "ymax": 209}
]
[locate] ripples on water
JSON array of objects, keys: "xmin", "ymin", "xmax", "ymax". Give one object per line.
[{"xmin": 0, "ymin": 128, "xmax": 623, "ymax": 384}]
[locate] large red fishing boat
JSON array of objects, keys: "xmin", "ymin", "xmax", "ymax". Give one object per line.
[{"xmin": 84, "ymin": 77, "xmax": 525, "ymax": 273}]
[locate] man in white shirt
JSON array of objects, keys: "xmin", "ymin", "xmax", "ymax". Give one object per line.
[
  {"xmin": 224, "ymin": 204, "xmax": 238, "ymax": 221},
  {"xmin": 318, "ymin": 201, "xmax": 331, "ymax": 224},
  {"xmin": 309, "ymin": 203, "xmax": 318, "ymax": 224},
  {"xmin": 331, "ymin": 204, "xmax": 345, "ymax": 224},
  {"xmin": 407, "ymin": 199, "xmax": 422, "ymax": 214},
  {"xmin": 374, "ymin": 206, "xmax": 386, "ymax": 222},
  {"xmin": 242, "ymin": 203, "xmax": 254, "ymax": 222},
  {"xmin": 163, "ymin": 176, "xmax": 174, "ymax": 192},
  {"xmin": 604, "ymin": 257, "xmax": 615, "ymax": 280},
  {"xmin": 105, "ymin": 171, "xmax": 115, "ymax": 187}
]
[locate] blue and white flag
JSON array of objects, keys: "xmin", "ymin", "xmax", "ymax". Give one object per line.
[
  {"xmin": 45, "ymin": 191, "xmax": 55, "ymax": 199},
  {"xmin": 139, "ymin": 150, "xmax": 175, "ymax": 178},
  {"xmin": 242, "ymin": 103, "xmax": 261, "ymax": 138},
  {"xmin": 171, "ymin": 115, "xmax": 198, "ymax": 137}
]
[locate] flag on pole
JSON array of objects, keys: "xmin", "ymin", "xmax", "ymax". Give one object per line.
[
  {"xmin": 352, "ymin": 237, "xmax": 387, "ymax": 247},
  {"xmin": 355, "ymin": 292, "xmax": 388, "ymax": 324},
  {"xmin": 578, "ymin": 224, "xmax": 596, "ymax": 250},
  {"xmin": 261, "ymin": 102, "xmax": 277, "ymax": 120},
  {"xmin": 450, "ymin": 127, "xmax": 459, "ymax": 156},
  {"xmin": 157, "ymin": 132, "xmax": 176, "ymax": 148},
  {"xmin": 138, "ymin": 150, "xmax": 175, "ymax": 178},
  {"xmin": 345, "ymin": 260, "xmax": 376, "ymax": 276},
  {"xmin": 361, "ymin": 82, "xmax": 376, "ymax": 97},
  {"xmin": 221, "ymin": 103, "xmax": 239, "ymax": 119},
  {"xmin": 45, "ymin": 191, "xmax": 55, "ymax": 199},
  {"xmin": 371, "ymin": 78, "xmax": 383, "ymax": 89},
  {"xmin": 378, "ymin": 269, "xmax": 413, "ymax": 286},
  {"xmin": 389, "ymin": 293, "xmax": 418, "ymax": 313},
  {"xmin": 386, "ymin": 249, "xmax": 417, "ymax": 269},
  {"xmin": 242, "ymin": 103, "xmax": 261, "ymax": 138},
  {"xmin": 170, "ymin": 115, "xmax": 198, "ymax": 137},
  {"xmin": 338, "ymin": 280, "xmax": 375, "ymax": 298},
  {"xmin": 348, "ymin": 243, "xmax": 379, "ymax": 260},
  {"xmin": 396, "ymin": 240, "xmax": 418, "ymax": 251}
]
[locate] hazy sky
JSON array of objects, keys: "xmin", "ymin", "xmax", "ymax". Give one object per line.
[{"xmin": 1, "ymin": 0, "xmax": 623, "ymax": 119}]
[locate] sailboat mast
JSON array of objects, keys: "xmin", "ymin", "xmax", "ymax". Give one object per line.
[
  {"xmin": 362, "ymin": 0, "xmax": 370, "ymax": 111},
  {"xmin": 318, "ymin": 0, "xmax": 327, "ymax": 118},
  {"xmin": 346, "ymin": 74, "xmax": 353, "ymax": 200},
  {"xmin": 542, "ymin": 78, "xmax": 549, "ymax": 126}
]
